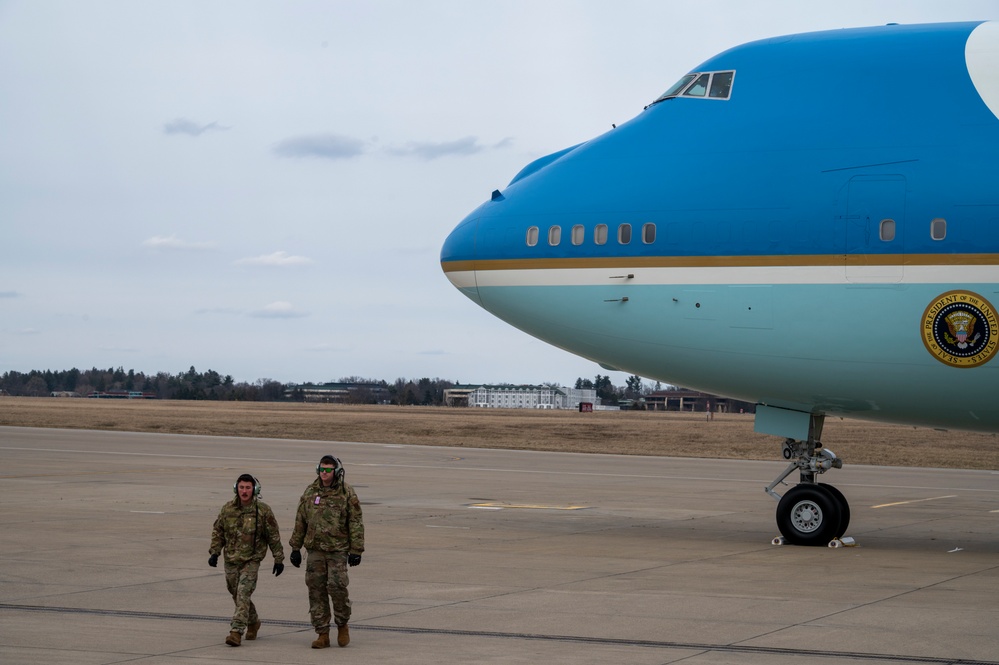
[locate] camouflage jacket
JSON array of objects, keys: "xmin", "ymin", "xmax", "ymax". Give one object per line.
[
  {"xmin": 210, "ymin": 498, "xmax": 284, "ymax": 566},
  {"xmin": 289, "ymin": 478, "xmax": 364, "ymax": 555}
]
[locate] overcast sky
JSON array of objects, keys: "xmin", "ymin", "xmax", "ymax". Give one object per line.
[{"xmin": 1, "ymin": 1, "xmax": 995, "ymax": 387}]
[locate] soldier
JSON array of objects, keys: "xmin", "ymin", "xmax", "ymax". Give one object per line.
[
  {"xmin": 288, "ymin": 455, "xmax": 365, "ymax": 649},
  {"xmin": 209, "ymin": 474, "xmax": 285, "ymax": 647}
]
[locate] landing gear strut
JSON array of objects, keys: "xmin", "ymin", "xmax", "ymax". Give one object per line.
[{"xmin": 764, "ymin": 416, "xmax": 850, "ymax": 546}]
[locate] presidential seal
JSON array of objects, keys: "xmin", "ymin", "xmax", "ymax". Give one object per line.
[{"xmin": 921, "ymin": 290, "xmax": 999, "ymax": 367}]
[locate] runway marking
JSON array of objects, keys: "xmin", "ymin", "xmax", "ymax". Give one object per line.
[
  {"xmin": 470, "ymin": 502, "xmax": 588, "ymax": 510},
  {"xmin": 871, "ymin": 495, "xmax": 957, "ymax": 508},
  {"xmin": 130, "ymin": 510, "xmax": 165, "ymax": 514},
  {"xmin": 3, "ymin": 446, "xmax": 998, "ymax": 496},
  {"xmin": 0, "ymin": 466, "xmax": 232, "ymax": 479},
  {"xmin": 1, "ymin": 603, "xmax": 996, "ymax": 665},
  {"xmin": 426, "ymin": 525, "xmax": 470, "ymax": 529}
]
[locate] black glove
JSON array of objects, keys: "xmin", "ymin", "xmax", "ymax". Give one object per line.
[
  {"xmin": 290, "ymin": 549, "xmax": 302, "ymax": 568},
  {"xmin": 208, "ymin": 554, "xmax": 218, "ymax": 568},
  {"xmin": 273, "ymin": 562, "xmax": 284, "ymax": 577},
  {"xmin": 348, "ymin": 553, "xmax": 361, "ymax": 567}
]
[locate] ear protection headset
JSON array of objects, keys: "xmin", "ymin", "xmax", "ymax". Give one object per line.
[
  {"xmin": 232, "ymin": 474, "xmax": 262, "ymax": 547},
  {"xmin": 316, "ymin": 455, "xmax": 345, "ymax": 487},
  {"xmin": 233, "ymin": 474, "xmax": 262, "ymax": 497}
]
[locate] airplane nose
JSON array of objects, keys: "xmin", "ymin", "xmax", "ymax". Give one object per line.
[{"xmin": 440, "ymin": 213, "xmax": 481, "ymax": 305}]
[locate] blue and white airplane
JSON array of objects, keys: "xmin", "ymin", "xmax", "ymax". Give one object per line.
[{"xmin": 441, "ymin": 22, "xmax": 999, "ymax": 545}]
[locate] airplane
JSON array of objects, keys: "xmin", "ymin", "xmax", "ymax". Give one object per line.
[{"xmin": 440, "ymin": 21, "xmax": 999, "ymax": 546}]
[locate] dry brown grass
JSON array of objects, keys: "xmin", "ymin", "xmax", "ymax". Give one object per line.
[{"xmin": 1, "ymin": 397, "xmax": 996, "ymax": 470}]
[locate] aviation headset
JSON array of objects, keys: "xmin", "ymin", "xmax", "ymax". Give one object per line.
[
  {"xmin": 316, "ymin": 455, "xmax": 345, "ymax": 487},
  {"xmin": 232, "ymin": 473, "xmax": 262, "ymax": 548},
  {"xmin": 233, "ymin": 474, "xmax": 262, "ymax": 497}
]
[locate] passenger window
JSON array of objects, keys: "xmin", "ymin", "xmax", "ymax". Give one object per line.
[
  {"xmin": 526, "ymin": 226, "xmax": 539, "ymax": 247},
  {"xmin": 594, "ymin": 224, "xmax": 608, "ymax": 245},
  {"xmin": 709, "ymin": 71, "xmax": 734, "ymax": 99},
  {"xmin": 931, "ymin": 218, "xmax": 947, "ymax": 241},
  {"xmin": 618, "ymin": 223, "xmax": 632, "ymax": 244},
  {"xmin": 571, "ymin": 225, "xmax": 585, "ymax": 246},
  {"xmin": 879, "ymin": 219, "xmax": 896, "ymax": 242},
  {"xmin": 548, "ymin": 225, "xmax": 561, "ymax": 246},
  {"xmin": 683, "ymin": 73, "xmax": 710, "ymax": 97},
  {"xmin": 642, "ymin": 223, "xmax": 656, "ymax": 244}
]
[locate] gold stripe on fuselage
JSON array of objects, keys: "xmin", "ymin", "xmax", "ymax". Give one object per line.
[{"xmin": 440, "ymin": 253, "xmax": 999, "ymax": 273}]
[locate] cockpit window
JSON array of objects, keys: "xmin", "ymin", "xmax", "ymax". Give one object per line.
[
  {"xmin": 683, "ymin": 73, "xmax": 710, "ymax": 97},
  {"xmin": 658, "ymin": 74, "xmax": 696, "ymax": 100},
  {"xmin": 708, "ymin": 71, "xmax": 734, "ymax": 98},
  {"xmin": 652, "ymin": 70, "xmax": 735, "ymax": 104}
]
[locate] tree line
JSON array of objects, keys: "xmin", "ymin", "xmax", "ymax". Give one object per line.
[
  {"xmin": 0, "ymin": 367, "xmax": 661, "ymax": 406},
  {"xmin": 0, "ymin": 366, "xmax": 285, "ymax": 401},
  {"xmin": 576, "ymin": 374, "xmax": 661, "ymax": 403}
]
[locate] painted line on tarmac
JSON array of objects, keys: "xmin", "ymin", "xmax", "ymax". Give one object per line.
[
  {"xmin": 871, "ymin": 495, "xmax": 957, "ymax": 509},
  {"xmin": 4, "ymin": 446, "xmax": 999, "ymax": 496},
  {"xmin": 0, "ymin": 466, "xmax": 232, "ymax": 479},
  {"xmin": 0, "ymin": 603, "xmax": 995, "ymax": 665},
  {"xmin": 470, "ymin": 502, "xmax": 589, "ymax": 510}
]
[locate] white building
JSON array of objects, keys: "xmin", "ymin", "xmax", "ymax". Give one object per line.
[{"xmin": 453, "ymin": 384, "xmax": 597, "ymax": 410}]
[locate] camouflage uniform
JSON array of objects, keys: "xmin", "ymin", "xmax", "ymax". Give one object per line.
[
  {"xmin": 209, "ymin": 497, "xmax": 284, "ymax": 634},
  {"xmin": 289, "ymin": 478, "xmax": 364, "ymax": 633}
]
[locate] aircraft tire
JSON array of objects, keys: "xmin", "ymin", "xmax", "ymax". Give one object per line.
[
  {"xmin": 776, "ymin": 484, "xmax": 842, "ymax": 546},
  {"xmin": 820, "ymin": 484, "xmax": 850, "ymax": 539}
]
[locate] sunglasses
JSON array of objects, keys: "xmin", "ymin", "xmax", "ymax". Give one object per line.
[{"xmin": 319, "ymin": 467, "xmax": 336, "ymax": 473}]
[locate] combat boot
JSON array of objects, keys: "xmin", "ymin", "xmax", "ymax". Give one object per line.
[
  {"xmin": 337, "ymin": 623, "xmax": 350, "ymax": 647},
  {"xmin": 245, "ymin": 620, "xmax": 261, "ymax": 640},
  {"xmin": 225, "ymin": 631, "xmax": 241, "ymax": 647},
  {"xmin": 311, "ymin": 631, "xmax": 330, "ymax": 649}
]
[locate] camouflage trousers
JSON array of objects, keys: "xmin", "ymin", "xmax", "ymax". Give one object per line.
[
  {"xmin": 304, "ymin": 550, "xmax": 351, "ymax": 632},
  {"xmin": 224, "ymin": 559, "xmax": 260, "ymax": 633}
]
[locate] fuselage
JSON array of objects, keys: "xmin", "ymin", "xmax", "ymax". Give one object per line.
[{"xmin": 441, "ymin": 21, "xmax": 999, "ymax": 433}]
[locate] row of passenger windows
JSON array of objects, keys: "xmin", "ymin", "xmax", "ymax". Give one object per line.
[
  {"xmin": 879, "ymin": 218, "xmax": 948, "ymax": 241},
  {"xmin": 526, "ymin": 219, "xmax": 949, "ymax": 247},
  {"xmin": 526, "ymin": 223, "xmax": 657, "ymax": 247}
]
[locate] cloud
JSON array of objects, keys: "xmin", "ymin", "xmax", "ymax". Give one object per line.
[
  {"xmin": 195, "ymin": 307, "xmax": 243, "ymax": 316},
  {"xmin": 307, "ymin": 342, "xmax": 347, "ymax": 353},
  {"xmin": 0, "ymin": 291, "xmax": 20, "ymax": 298},
  {"xmin": 385, "ymin": 136, "xmax": 486, "ymax": 160},
  {"xmin": 249, "ymin": 301, "xmax": 309, "ymax": 319},
  {"xmin": 234, "ymin": 251, "xmax": 314, "ymax": 267},
  {"xmin": 273, "ymin": 134, "xmax": 366, "ymax": 160},
  {"xmin": 163, "ymin": 118, "xmax": 227, "ymax": 137},
  {"xmin": 143, "ymin": 235, "xmax": 217, "ymax": 251}
]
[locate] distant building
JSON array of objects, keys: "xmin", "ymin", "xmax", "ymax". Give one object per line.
[
  {"xmin": 286, "ymin": 382, "xmax": 390, "ymax": 404},
  {"xmin": 444, "ymin": 384, "xmax": 597, "ymax": 410},
  {"xmin": 88, "ymin": 391, "xmax": 157, "ymax": 399},
  {"xmin": 50, "ymin": 391, "xmax": 82, "ymax": 398},
  {"xmin": 645, "ymin": 389, "xmax": 754, "ymax": 413}
]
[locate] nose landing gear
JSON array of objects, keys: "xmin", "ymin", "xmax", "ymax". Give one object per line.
[{"xmin": 766, "ymin": 433, "xmax": 851, "ymax": 546}]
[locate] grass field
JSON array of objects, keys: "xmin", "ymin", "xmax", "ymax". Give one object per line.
[{"xmin": 2, "ymin": 397, "xmax": 996, "ymax": 470}]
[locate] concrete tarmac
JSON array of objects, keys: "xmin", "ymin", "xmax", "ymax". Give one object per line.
[{"xmin": 1, "ymin": 425, "xmax": 997, "ymax": 665}]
